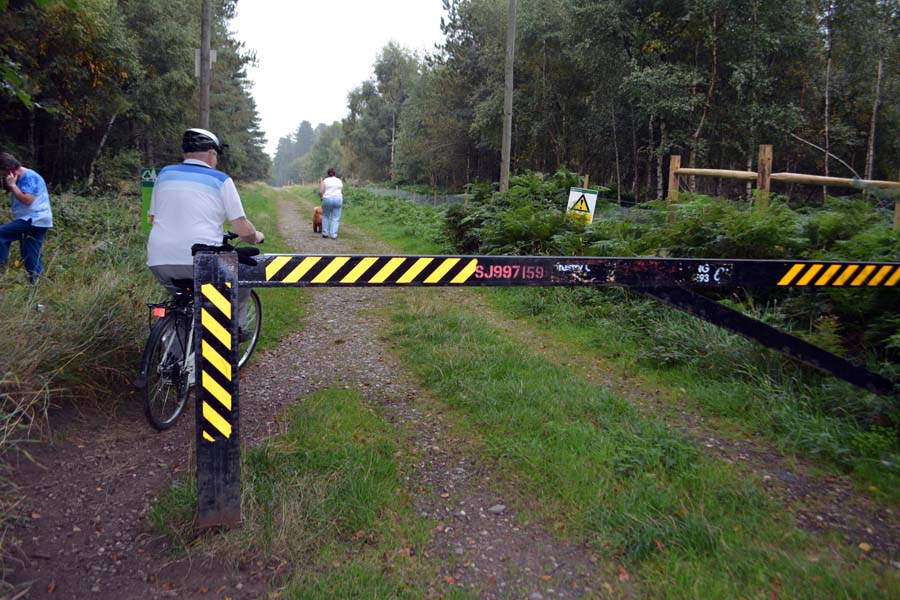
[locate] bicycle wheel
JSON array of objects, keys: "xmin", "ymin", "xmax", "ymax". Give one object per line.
[
  {"xmin": 238, "ymin": 289, "xmax": 261, "ymax": 368},
  {"xmin": 141, "ymin": 315, "xmax": 191, "ymax": 430}
]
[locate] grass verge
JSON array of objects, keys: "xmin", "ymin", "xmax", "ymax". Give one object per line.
[
  {"xmin": 385, "ymin": 292, "xmax": 897, "ymax": 597},
  {"xmin": 339, "ymin": 189, "xmax": 900, "ymax": 502},
  {"xmin": 486, "ymin": 285, "xmax": 900, "ymax": 503},
  {"xmin": 334, "ymin": 190, "xmax": 900, "ymax": 596}
]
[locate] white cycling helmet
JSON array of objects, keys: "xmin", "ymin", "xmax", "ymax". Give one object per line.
[{"xmin": 182, "ymin": 128, "xmax": 226, "ymax": 154}]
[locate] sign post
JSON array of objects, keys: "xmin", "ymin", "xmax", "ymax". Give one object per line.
[
  {"xmin": 566, "ymin": 187, "xmax": 599, "ymax": 224},
  {"xmin": 140, "ymin": 168, "xmax": 156, "ymax": 233}
]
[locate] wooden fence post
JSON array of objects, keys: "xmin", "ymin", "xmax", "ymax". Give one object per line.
[
  {"xmin": 667, "ymin": 155, "xmax": 681, "ymax": 223},
  {"xmin": 894, "ymin": 168, "xmax": 900, "ymax": 231},
  {"xmin": 667, "ymin": 155, "xmax": 681, "ymax": 202},
  {"xmin": 755, "ymin": 144, "xmax": 773, "ymax": 211},
  {"xmin": 583, "ymin": 174, "xmax": 590, "ymax": 189}
]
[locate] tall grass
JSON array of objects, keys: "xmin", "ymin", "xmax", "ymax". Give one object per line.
[
  {"xmin": 489, "ymin": 285, "xmax": 900, "ymax": 500},
  {"xmin": 0, "ymin": 190, "xmax": 156, "ymax": 410},
  {"xmin": 341, "ymin": 188, "xmax": 450, "ymax": 254},
  {"xmin": 0, "ymin": 182, "xmax": 307, "ymax": 589}
]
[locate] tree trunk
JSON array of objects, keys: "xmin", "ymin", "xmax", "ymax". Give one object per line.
[
  {"xmin": 200, "ymin": 0, "xmax": 211, "ymax": 128},
  {"xmin": 689, "ymin": 12, "xmax": 718, "ymax": 193},
  {"xmin": 823, "ymin": 7, "xmax": 833, "ymax": 204},
  {"xmin": 28, "ymin": 110, "xmax": 35, "ymax": 160},
  {"xmin": 432, "ymin": 171, "xmax": 437, "ymax": 207},
  {"xmin": 865, "ymin": 50, "xmax": 884, "ymax": 181},
  {"xmin": 646, "ymin": 114, "xmax": 654, "ymax": 200},
  {"xmin": 390, "ymin": 112, "xmax": 396, "ymax": 180},
  {"xmin": 656, "ymin": 119, "xmax": 667, "ymax": 200},
  {"xmin": 746, "ymin": 151, "xmax": 754, "ymax": 202},
  {"xmin": 499, "ymin": 0, "xmax": 516, "ymax": 192},
  {"xmin": 86, "ymin": 114, "xmax": 118, "ymax": 188},
  {"xmin": 611, "ymin": 109, "xmax": 621, "ymax": 204},
  {"xmin": 630, "ymin": 107, "xmax": 639, "ymax": 197}
]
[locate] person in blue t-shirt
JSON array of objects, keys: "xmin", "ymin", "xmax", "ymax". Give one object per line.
[{"xmin": 0, "ymin": 152, "xmax": 53, "ymax": 283}]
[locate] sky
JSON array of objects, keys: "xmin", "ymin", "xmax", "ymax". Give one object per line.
[{"xmin": 230, "ymin": 0, "xmax": 449, "ymax": 157}]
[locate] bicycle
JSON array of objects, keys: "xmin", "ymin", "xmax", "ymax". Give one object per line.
[{"xmin": 137, "ymin": 233, "xmax": 262, "ymax": 430}]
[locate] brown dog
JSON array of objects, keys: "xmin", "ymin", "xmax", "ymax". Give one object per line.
[{"xmin": 313, "ymin": 206, "xmax": 323, "ymax": 233}]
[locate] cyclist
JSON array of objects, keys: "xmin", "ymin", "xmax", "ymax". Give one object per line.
[{"xmin": 147, "ymin": 128, "xmax": 264, "ymax": 331}]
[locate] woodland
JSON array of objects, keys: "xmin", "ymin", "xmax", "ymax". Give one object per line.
[
  {"xmin": 1, "ymin": 0, "xmax": 897, "ymax": 197},
  {"xmin": 0, "ymin": 0, "xmax": 269, "ymax": 186},
  {"xmin": 274, "ymin": 0, "xmax": 900, "ymax": 202}
]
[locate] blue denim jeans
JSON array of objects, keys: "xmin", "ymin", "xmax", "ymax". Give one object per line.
[
  {"xmin": 0, "ymin": 218, "xmax": 48, "ymax": 283},
  {"xmin": 322, "ymin": 196, "xmax": 343, "ymax": 239}
]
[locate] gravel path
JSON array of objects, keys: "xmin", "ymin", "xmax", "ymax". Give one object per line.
[{"xmin": 268, "ymin": 197, "xmax": 605, "ymax": 599}]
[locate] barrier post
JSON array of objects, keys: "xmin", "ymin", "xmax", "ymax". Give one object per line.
[{"xmin": 193, "ymin": 252, "xmax": 241, "ymax": 529}]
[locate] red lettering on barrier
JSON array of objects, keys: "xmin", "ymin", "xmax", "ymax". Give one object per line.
[{"xmin": 475, "ymin": 265, "xmax": 545, "ymax": 280}]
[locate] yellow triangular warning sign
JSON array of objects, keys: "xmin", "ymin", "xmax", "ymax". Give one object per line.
[{"xmin": 571, "ymin": 194, "xmax": 590, "ymax": 212}]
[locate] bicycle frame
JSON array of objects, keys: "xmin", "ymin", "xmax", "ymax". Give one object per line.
[{"xmin": 147, "ymin": 293, "xmax": 195, "ymax": 388}]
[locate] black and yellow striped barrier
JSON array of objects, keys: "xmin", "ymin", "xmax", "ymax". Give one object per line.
[
  {"xmin": 776, "ymin": 262, "xmax": 900, "ymax": 287},
  {"xmin": 240, "ymin": 254, "xmax": 900, "ymax": 289},
  {"xmin": 194, "ymin": 251, "xmax": 900, "ymax": 530}
]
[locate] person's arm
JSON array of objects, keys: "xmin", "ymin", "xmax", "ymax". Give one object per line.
[
  {"xmin": 231, "ymin": 216, "xmax": 264, "ymax": 244},
  {"xmin": 319, "ymin": 179, "xmax": 325, "ymax": 197},
  {"xmin": 4, "ymin": 175, "xmax": 36, "ymax": 205}
]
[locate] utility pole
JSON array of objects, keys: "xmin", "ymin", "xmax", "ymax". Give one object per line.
[
  {"xmin": 199, "ymin": 0, "xmax": 211, "ymax": 128},
  {"xmin": 499, "ymin": 0, "xmax": 516, "ymax": 192}
]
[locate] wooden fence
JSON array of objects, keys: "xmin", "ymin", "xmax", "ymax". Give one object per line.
[{"xmin": 667, "ymin": 145, "xmax": 900, "ymax": 230}]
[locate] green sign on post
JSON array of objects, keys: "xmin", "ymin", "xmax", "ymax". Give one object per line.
[{"xmin": 140, "ymin": 167, "xmax": 157, "ymax": 233}]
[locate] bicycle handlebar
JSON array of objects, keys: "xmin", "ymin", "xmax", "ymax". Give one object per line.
[{"xmin": 191, "ymin": 232, "xmax": 262, "ymax": 266}]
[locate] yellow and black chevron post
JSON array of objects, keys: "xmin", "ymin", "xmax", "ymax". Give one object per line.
[{"xmin": 194, "ymin": 252, "xmax": 241, "ymax": 529}]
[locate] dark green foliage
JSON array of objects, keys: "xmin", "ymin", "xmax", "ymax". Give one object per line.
[
  {"xmin": 334, "ymin": 0, "xmax": 900, "ymax": 205},
  {"xmin": 638, "ymin": 196, "xmax": 806, "ymax": 259},
  {"xmin": 444, "ymin": 170, "xmax": 589, "ymax": 255},
  {"xmin": 0, "ymin": 0, "xmax": 270, "ymax": 187},
  {"xmin": 443, "ymin": 172, "xmax": 900, "ymax": 386}
]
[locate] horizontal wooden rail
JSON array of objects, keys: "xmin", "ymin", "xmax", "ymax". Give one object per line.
[
  {"xmin": 675, "ymin": 168, "xmax": 758, "ymax": 181},
  {"xmin": 674, "ymin": 167, "xmax": 900, "ymax": 190},
  {"xmin": 769, "ymin": 172, "xmax": 900, "ymax": 189}
]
